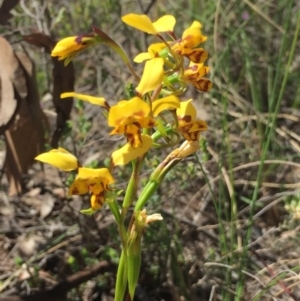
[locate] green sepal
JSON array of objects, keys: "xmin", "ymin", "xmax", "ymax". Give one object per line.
[
  {"xmin": 106, "ymin": 191, "xmax": 123, "ymax": 224},
  {"xmin": 80, "ymin": 207, "xmax": 97, "ymax": 216},
  {"xmin": 155, "ymin": 119, "xmax": 167, "ymax": 137},
  {"xmin": 151, "ymin": 125, "xmax": 173, "ymax": 142},
  {"xmin": 63, "ymin": 56, "xmax": 73, "ymax": 66},
  {"xmin": 158, "ymin": 47, "xmax": 170, "ymax": 59}
]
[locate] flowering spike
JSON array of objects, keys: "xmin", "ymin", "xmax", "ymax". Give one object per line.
[{"xmin": 34, "ymin": 13, "xmax": 213, "ymax": 301}]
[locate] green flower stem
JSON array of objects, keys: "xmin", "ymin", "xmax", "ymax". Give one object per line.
[
  {"xmin": 170, "ymin": 110, "xmax": 179, "ymax": 129},
  {"xmin": 134, "ymin": 158, "xmax": 180, "ymax": 212},
  {"xmin": 167, "ymin": 74, "xmax": 179, "ymax": 84},
  {"xmin": 134, "ymin": 181, "xmax": 159, "ymax": 212},
  {"xmin": 156, "ymin": 160, "xmax": 179, "ymax": 182},
  {"xmin": 114, "ymin": 249, "xmax": 128, "ymax": 301},
  {"xmin": 115, "ymin": 157, "xmax": 144, "ymax": 300},
  {"xmin": 152, "ymin": 136, "xmax": 180, "ymax": 149},
  {"xmin": 152, "ymin": 121, "xmax": 180, "ymax": 148},
  {"xmin": 115, "ymin": 217, "xmax": 129, "ymax": 301},
  {"xmin": 122, "ymin": 159, "xmax": 142, "ymax": 210},
  {"xmin": 151, "ymin": 125, "xmax": 175, "ymax": 142},
  {"xmin": 107, "ymin": 200, "xmax": 121, "ymax": 224}
]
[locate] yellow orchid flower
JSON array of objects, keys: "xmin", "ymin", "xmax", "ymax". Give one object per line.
[
  {"xmin": 172, "ymin": 21, "xmax": 208, "ymax": 63},
  {"xmin": 176, "ymin": 100, "xmax": 207, "ymax": 141},
  {"xmin": 51, "ymin": 36, "xmax": 97, "ymax": 63},
  {"xmin": 108, "ymin": 97, "xmax": 155, "ymax": 148},
  {"xmin": 176, "ymin": 99, "xmax": 196, "ymax": 122},
  {"xmin": 136, "ymin": 58, "xmax": 164, "ymax": 96},
  {"xmin": 69, "ymin": 167, "xmax": 115, "ymax": 210},
  {"xmin": 35, "ymin": 148, "xmax": 79, "ymax": 171},
  {"xmin": 122, "ymin": 14, "xmax": 176, "ymax": 35},
  {"xmin": 183, "ymin": 63, "xmax": 212, "ymax": 92},
  {"xmin": 181, "ymin": 21, "xmax": 207, "ymax": 48},
  {"xmin": 111, "ymin": 134, "xmax": 153, "ymax": 166},
  {"xmin": 36, "ymin": 149, "xmax": 115, "ymax": 211},
  {"xmin": 61, "ymin": 92, "xmax": 108, "ymax": 109}
]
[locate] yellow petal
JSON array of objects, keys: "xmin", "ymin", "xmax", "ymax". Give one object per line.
[
  {"xmin": 146, "ymin": 213, "xmax": 163, "ymax": 223},
  {"xmin": 190, "ymin": 78, "xmax": 213, "ymax": 92},
  {"xmin": 112, "ymin": 135, "xmax": 153, "ymax": 166},
  {"xmin": 180, "ymin": 48, "xmax": 208, "ymax": 64},
  {"xmin": 152, "ymin": 95, "xmax": 180, "ymax": 117},
  {"xmin": 108, "ymin": 97, "xmax": 150, "ymax": 127},
  {"xmin": 182, "ymin": 21, "xmax": 207, "ymax": 48},
  {"xmin": 189, "ymin": 120, "xmax": 208, "ymax": 133},
  {"xmin": 177, "ymin": 140, "xmax": 199, "ymax": 158},
  {"xmin": 136, "ymin": 58, "xmax": 164, "ymax": 96},
  {"xmin": 51, "ymin": 36, "xmax": 95, "ymax": 59},
  {"xmin": 134, "ymin": 43, "xmax": 168, "ymax": 63},
  {"xmin": 90, "ymin": 194, "xmax": 104, "ymax": 210},
  {"xmin": 122, "ymin": 14, "xmax": 157, "ymax": 34},
  {"xmin": 176, "ymin": 99, "xmax": 196, "ymax": 121},
  {"xmin": 61, "ymin": 92, "xmax": 106, "ymax": 107},
  {"xmin": 126, "ymin": 129, "xmax": 143, "ymax": 148},
  {"xmin": 152, "ymin": 15, "xmax": 176, "ymax": 32},
  {"xmin": 148, "ymin": 43, "xmax": 168, "ymax": 55},
  {"xmin": 69, "ymin": 178, "xmax": 89, "ymax": 195},
  {"xmin": 134, "ymin": 52, "xmax": 152, "ymax": 63},
  {"xmin": 178, "ymin": 119, "xmax": 207, "ymax": 142},
  {"xmin": 76, "ymin": 167, "xmax": 115, "ymax": 185},
  {"xmin": 184, "ymin": 64, "xmax": 210, "ymax": 81},
  {"xmin": 35, "ymin": 148, "xmax": 78, "ymax": 171},
  {"xmin": 51, "ymin": 36, "xmax": 78, "ymax": 57}
]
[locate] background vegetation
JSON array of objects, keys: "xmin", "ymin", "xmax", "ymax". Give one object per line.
[{"xmin": 0, "ymin": 0, "xmax": 300, "ymax": 300}]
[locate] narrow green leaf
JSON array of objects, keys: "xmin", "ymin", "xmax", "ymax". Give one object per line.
[
  {"xmin": 92, "ymin": 26, "xmax": 139, "ymax": 81},
  {"xmin": 80, "ymin": 207, "xmax": 97, "ymax": 216},
  {"xmin": 114, "ymin": 249, "xmax": 128, "ymax": 301}
]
